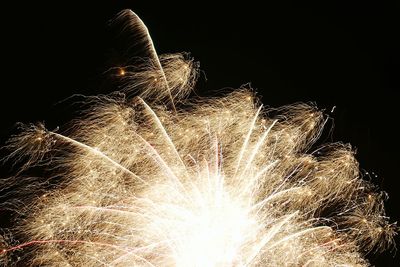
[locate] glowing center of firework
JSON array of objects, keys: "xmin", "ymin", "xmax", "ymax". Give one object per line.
[{"xmin": 169, "ymin": 175, "xmax": 253, "ymax": 267}]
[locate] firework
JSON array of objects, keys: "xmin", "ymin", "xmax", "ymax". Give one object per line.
[{"xmin": 0, "ymin": 10, "xmax": 396, "ymax": 266}]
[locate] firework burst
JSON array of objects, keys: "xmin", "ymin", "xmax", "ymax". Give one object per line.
[{"xmin": 0, "ymin": 10, "xmax": 397, "ymax": 266}]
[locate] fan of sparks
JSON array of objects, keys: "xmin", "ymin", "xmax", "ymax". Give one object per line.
[{"xmin": 0, "ymin": 10, "xmax": 397, "ymax": 266}]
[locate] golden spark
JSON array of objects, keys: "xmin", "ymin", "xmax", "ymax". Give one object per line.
[{"xmin": 0, "ymin": 10, "xmax": 397, "ymax": 266}]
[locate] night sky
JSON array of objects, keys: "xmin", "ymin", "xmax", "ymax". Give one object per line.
[{"xmin": 1, "ymin": 1, "xmax": 399, "ymax": 266}]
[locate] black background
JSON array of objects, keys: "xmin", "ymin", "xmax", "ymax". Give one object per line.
[{"xmin": 0, "ymin": 1, "xmax": 399, "ymax": 266}]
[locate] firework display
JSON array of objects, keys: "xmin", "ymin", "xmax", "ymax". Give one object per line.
[{"xmin": 0, "ymin": 10, "xmax": 396, "ymax": 266}]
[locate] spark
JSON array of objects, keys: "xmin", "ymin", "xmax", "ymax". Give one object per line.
[{"xmin": 0, "ymin": 9, "xmax": 397, "ymax": 267}]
